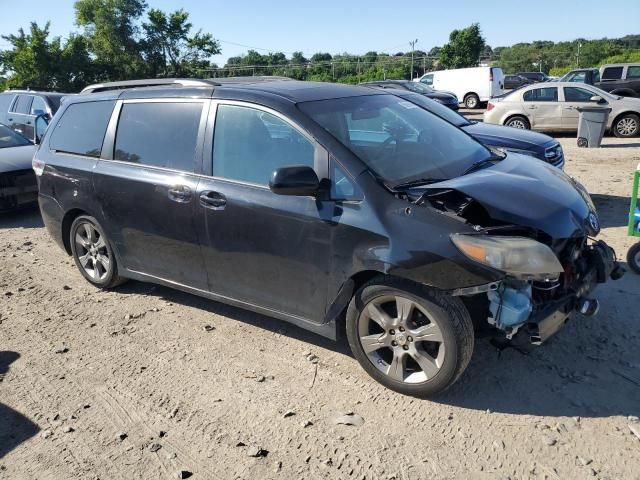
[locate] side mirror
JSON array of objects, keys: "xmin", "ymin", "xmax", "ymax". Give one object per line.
[
  {"xmin": 269, "ymin": 165, "xmax": 319, "ymax": 196},
  {"xmin": 34, "ymin": 114, "xmax": 50, "ymax": 144},
  {"xmin": 590, "ymin": 95, "xmax": 606, "ymax": 104}
]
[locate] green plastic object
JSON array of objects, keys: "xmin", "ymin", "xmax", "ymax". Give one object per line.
[{"xmin": 629, "ymin": 163, "xmax": 640, "ymax": 238}]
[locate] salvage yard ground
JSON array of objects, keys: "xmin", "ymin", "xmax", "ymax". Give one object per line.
[{"xmin": 1, "ymin": 133, "xmax": 639, "ymax": 479}]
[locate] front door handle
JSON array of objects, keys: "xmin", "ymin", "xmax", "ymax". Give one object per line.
[
  {"xmin": 563, "ymin": 106, "xmax": 574, "ymax": 110},
  {"xmin": 168, "ymin": 185, "xmax": 192, "ymax": 203},
  {"xmin": 199, "ymin": 191, "xmax": 226, "ymax": 210}
]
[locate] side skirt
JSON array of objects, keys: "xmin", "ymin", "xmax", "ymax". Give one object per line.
[{"xmin": 122, "ymin": 268, "xmax": 337, "ymax": 341}]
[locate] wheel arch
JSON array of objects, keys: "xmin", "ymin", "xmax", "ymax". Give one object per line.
[
  {"xmin": 61, "ymin": 208, "xmax": 90, "ymax": 255},
  {"xmin": 610, "ymin": 110, "xmax": 640, "ymax": 129},
  {"xmin": 503, "ymin": 113, "xmax": 531, "ymax": 128}
]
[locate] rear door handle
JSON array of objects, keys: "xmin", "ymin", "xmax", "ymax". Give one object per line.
[
  {"xmin": 563, "ymin": 106, "xmax": 574, "ymax": 110},
  {"xmin": 199, "ymin": 191, "xmax": 226, "ymax": 210},
  {"xmin": 168, "ymin": 185, "xmax": 192, "ymax": 203}
]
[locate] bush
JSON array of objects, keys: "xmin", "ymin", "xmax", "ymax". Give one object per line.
[
  {"xmin": 599, "ymin": 51, "xmax": 640, "ymax": 65},
  {"xmin": 549, "ymin": 66, "xmax": 573, "ymax": 77}
]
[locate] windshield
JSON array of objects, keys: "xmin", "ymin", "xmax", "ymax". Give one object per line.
[
  {"xmin": 392, "ymin": 92, "xmax": 470, "ymax": 127},
  {"xmin": 404, "ymin": 82, "xmax": 434, "ymax": 94},
  {"xmin": 0, "ymin": 125, "xmax": 31, "ymax": 148},
  {"xmin": 298, "ymin": 94, "xmax": 491, "ymax": 185}
]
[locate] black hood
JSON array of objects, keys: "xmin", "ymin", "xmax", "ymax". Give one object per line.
[
  {"xmin": 462, "ymin": 122, "xmax": 555, "ymax": 152},
  {"xmin": 426, "ymin": 91, "xmax": 457, "ymax": 102},
  {"xmin": 426, "ymin": 153, "xmax": 595, "ymax": 239}
]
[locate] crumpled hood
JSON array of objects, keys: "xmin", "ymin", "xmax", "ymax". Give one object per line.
[
  {"xmin": 427, "ymin": 153, "xmax": 594, "ymax": 239},
  {"xmin": 0, "ymin": 145, "xmax": 36, "ymax": 174},
  {"xmin": 462, "ymin": 122, "xmax": 555, "ymax": 152}
]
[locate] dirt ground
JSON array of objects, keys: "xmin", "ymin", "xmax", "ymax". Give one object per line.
[{"xmin": 1, "ymin": 132, "xmax": 639, "ymax": 480}]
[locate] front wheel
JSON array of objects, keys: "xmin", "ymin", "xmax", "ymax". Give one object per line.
[
  {"xmin": 346, "ymin": 278, "xmax": 474, "ymax": 397},
  {"xmin": 70, "ymin": 215, "xmax": 126, "ymax": 288},
  {"xmin": 627, "ymin": 242, "xmax": 640, "ymax": 274},
  {"xmin": 613, "ymin": 113, "xmax": 639, "ymax": 138}
]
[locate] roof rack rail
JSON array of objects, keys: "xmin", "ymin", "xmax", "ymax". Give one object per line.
[
  {"xmin": 208, "ymin": 76, "xmax": 294, "ymax": 83},
  {"xmin": 80, "ymin": 78, "xmax": 220, "ymax": 94}
]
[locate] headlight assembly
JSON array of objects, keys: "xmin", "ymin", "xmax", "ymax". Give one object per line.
[{"xmin": 451, "ymin": 234, "xmax": 564, "ymax": 281}]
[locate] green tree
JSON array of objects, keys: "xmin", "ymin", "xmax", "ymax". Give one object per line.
[
  {"xmin": 143, "ymin": 8, "xmax": 220, "ymax": 77},
  {"xmin": 439, "ymin": 23, "xmax": 486, "ymax": 69},
  {"xmin": 75, "ymin": 0, "xmax": 148, "ymax": 80}
]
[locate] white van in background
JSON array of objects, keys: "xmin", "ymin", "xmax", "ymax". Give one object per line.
[{"xmin": 415, "ymin": 67, "xmax": 505, "ymax": 109}]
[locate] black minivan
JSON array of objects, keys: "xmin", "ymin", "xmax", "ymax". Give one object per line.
[{"xmin": 34, "ymin": 78, "xmax": 622, "ymax": 397}]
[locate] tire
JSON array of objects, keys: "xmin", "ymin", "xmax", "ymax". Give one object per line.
[
  {"xmin": 613, "ymin": 113, "xmax": 640, "ymax": 138},
  {"xmin": 69, "ymin": 215, "xmax": 126, "ymax": 289},
  {"xmin": 505, "ymin": 115, "xmax": 531, "ymax": 130},
  {"xmin": 345, "ymin": 277, "xmax": 474, "ymax": 398},
  {"xmin": 464, "ymin": 94, "xmax": 480, "ymax": 109},
  {"xmin": 627, "ymin": 242, "xmax": 640, "ymax": 274}
]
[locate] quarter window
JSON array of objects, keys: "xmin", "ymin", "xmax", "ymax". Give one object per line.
[
  {"xmin": 564, "ymin": 87, "xmax": 596, "ymax": 102},
  {"xmin": 212, "ymin": 104, "xmax": 315, "ymax": 185},
  {"xmin": 114, "ymin": 102, "xmax": 203, "ymax": 171},
  {"xmin": 523, "ymin": 87, "xmax": 558, "ymax": 102},
  {"xmin": 601, "ymin": 67, "xmax": 623, "ymax": 80},
  {"xmin": 49, "ymin": 101, "xmax": 115, "ymax": 157}
]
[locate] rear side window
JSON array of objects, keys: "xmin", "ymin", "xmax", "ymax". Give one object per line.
[
  {"xmin": 114, "ymin": 102, "xmax": 203, "ymax": 171},
  {"xmin": 628, "ymin": 66, "xmax": 640, "ymax": 79},
  {"xmin": 12, "ymin": 95, "xmax": 33, "ymax": 114},
  {"xmin": 602, "ymin": 67, "xmax": 623, "ymax": 80},
  {"xmin": 30, "ymin": 96, "xmax": 47, "ymax": 116},
  {"xmin": 523, "ymin": 87, "xmax": 558, "ymax": 102},
  {"xmin": 49, "ymin": 101, "xmax": 115, "ymax": 157},
  {"xmin": 0, "ymin": 93, "xmax": 15, "ymax": 114}
]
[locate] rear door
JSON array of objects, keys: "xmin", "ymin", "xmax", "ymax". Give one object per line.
[
  {"xmin": 522, "ymin": 87, "xmax": 562, "ymax": 130},
  {"xmin": 93, "ymin": 98, "xmax": 209, "ymax": 289},
  {"xmin": 490, "ymin": 67, "xmax": 504, "ymax": 97},
  {"xmin": 7, "ymin": 95, "xmax": 33, "ymax": 139},
  {"xmin": 196, "ymin": 101, "xmax": 331, "ymax": 322},
  {"xmin": 561, "ymin": 86, "xmax": 604, "ymax": 128}
]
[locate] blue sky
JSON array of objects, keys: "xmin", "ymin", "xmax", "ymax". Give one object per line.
[{"xmin": 1, "ymin": 0, "xmax": 638, "ymax": 65}]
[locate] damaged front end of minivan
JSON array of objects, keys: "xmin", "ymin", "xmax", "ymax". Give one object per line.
[{"xmin": 409, "ymin": 155, "xmax": 624, "ymax": 345}]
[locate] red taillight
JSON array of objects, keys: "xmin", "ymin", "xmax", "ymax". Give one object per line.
[
  {"xmin": 32, "ymin": 158, "xmax": 45, "ymax": 176},
  {"xmin": 487, "ymin": 102, "xmax": 495, "ymax": 111}
]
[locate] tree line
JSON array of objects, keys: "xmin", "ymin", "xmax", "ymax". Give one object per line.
[{"xmin": 0, "ymin": 1, "xmax": 638, "ymax": 92}]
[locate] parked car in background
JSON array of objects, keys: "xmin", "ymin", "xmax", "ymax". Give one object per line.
[
  {"xmin": 385, "ymin": 90, "xmax": 564, "ymax": 169},
  {"xmin": 35, "ymin": 78, "xmax": 622, "ymax": 397},
  {"xmin": 0, "ymin": 90, "xmax": 67, "ymax": 141},
  {"xmin": 0, "ymin": 124, "xmax": 38, "ymax": 211},
  {"xmin": 415, "ymin": 66, "xmax": 504, "ymax": 109},
  {"xmin": 360, "ymin": 80, "xmax": 459, "ymax": 110},
  {"xmin": 560, "ymin": 64, "xmax": 640, "ymax": 97},
  {"xmin": 504, "ymin": 75, "xmax": 532, "ymax": 90},
  {"xmin": 484, "ymin": 82, "xmax": 640, "ymax": 137},
  {"xmin": 517, "ymin": 72, "xmax": 551, "ymax": 83}
]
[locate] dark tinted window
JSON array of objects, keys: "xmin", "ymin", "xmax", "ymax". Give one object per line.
[
  {"xmin": 114, "ymin": 102, "xmax": 203, "ymax": 171},
  {"xmin": 12, "ymin": 95, "xmax": 33, "ymax": 114},
  {"xmin": 564, "ymin": 87, "xmax": 596, "ymax": 102},
  {"xmin": 212, "ymin": 104, "xmax": 315, "ymax": 185},
  {"xmin": 523, "ymin": 87, "xmax": 558, "ymax": 102},
  {"xmin": 602, "ymin": 67, "xmax": 623, "ymax": 80},
  {"xmin": 628, "ymin": 66, "xmax": 640, "ymax": 79},
  {"xmin": 50, "ymin": 100, "xmax": 115, "ymax": 157}
]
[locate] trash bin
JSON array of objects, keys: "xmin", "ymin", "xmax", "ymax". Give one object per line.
[{"xmin": 576, "ymin": 107, "xmax": 611, "ymax": 148}]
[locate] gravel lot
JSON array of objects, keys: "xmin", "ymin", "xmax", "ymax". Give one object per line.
[{"xmin": 1, "ymin": 133, "xmax": 639, "ymax": 480}]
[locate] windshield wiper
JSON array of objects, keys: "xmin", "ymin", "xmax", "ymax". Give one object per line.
[
  {"xmin": 390, "ymin": 178, "xmax": 444, "ymax": 191},
  {"xmin": 462, "ymin": 154, "xmax": 504, "ymax": 175}
]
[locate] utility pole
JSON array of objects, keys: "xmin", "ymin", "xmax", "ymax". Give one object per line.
[
  {"xmin": 409, "ymin": 39, "xmax": 418, "ymax": 80},
  {"xmin": 577, "ymin": 43, "xmax": 582, "ymax": 67}
]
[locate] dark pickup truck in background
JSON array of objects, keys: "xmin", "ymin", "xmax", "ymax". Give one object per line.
[{"xmin": 560, "ymin": 64, "xmax": 640, "ymax": 97}]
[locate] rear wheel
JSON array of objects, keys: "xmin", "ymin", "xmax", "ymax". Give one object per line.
[
  {"xmin": 613, "ymin": 113, "xmax": 639, "ymax": 138},
  {"xmin": 505, "ymin": 115, "xmax": 531, "ymax": 130},
  {"xmin": 70, "ymin": 215, "xmax": 126, "ymax": 288},
  {"xmin": 464, "ymin": 93, "xmax": 480, "ymax": 109},
  {"xmin": 627, "ymin": 242, "xmax": 640, "ymax": 274},
  {"xmin": 346, "ymin": 277, "xmax": 474, "ymax": 397}
]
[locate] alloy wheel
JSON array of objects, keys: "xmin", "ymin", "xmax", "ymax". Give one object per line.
[
  {"xmin": 507, "ymin": 119, "xmax": 527, "ymax": 129},
  {"xmin": 357, "ymin": 295, "xmax": 446, "ymax": 384},
  {"xmin": 616, "ymin": 117, "xmax": 638, "ymax": 137},
  {"xmin": 74, "ymin": 222, "xmax": 111, "ymax": 281}
]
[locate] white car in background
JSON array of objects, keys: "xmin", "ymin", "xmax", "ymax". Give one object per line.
[
  {"xmin": 414, "ymin": 66, "xmax": 505, "ymax": 109},
  {"xmin": 483, "ymin": 82, "xmax": 640, "ymax": 137}
]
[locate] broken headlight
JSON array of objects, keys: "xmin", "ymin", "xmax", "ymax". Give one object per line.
[{"xmin": 451, "ymin": 234, "xmax": 564, "ymax": 281}]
